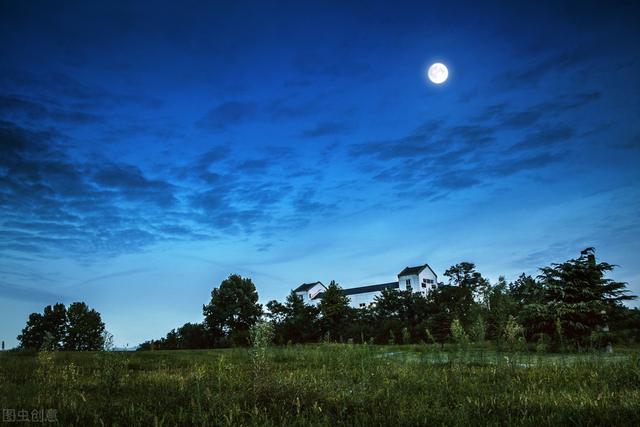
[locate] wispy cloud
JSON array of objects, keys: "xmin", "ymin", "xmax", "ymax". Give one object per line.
[{"xmin": 196, "ymin": 101, "xmax": 258, "ymax": 131}]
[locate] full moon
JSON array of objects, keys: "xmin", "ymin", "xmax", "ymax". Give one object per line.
[{"xmin": 427, "ymin": 62, "xmax": 448, "ymax": 84}]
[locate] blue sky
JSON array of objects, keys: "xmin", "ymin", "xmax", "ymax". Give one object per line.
[{"xmin": 1, "ymin": 0, "xmax": 639, "ymax": 348}]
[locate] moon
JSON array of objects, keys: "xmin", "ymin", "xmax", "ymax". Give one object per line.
[{"xmin": 427, "ymin": 63, "xmax": 448, "ymax": 84}]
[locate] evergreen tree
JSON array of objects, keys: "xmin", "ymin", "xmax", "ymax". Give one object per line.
[
  {"xmin": 318, "ymin": 280, "xmax": 351, "ymax": 341},
  {"xmin": 283, "ymin": 292, "xmax": 320, "ymax": 343},
  {"xmin": 523, "ymin": 248, "xmax": 636, "ymax": 348}
]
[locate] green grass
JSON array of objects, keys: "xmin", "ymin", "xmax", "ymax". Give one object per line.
[{"xmin": 1, "ymin": 344, "xmax": 639, "ymax": 426}]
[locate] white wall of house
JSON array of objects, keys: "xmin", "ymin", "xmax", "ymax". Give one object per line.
[
  {"xmin": 398, "ymin": 273, "xmax": 419, "ymax": 293},
  {"xmin": 297, "ymin": 264, "xmax": 439, "ymax": 308},
  {"xmin": 295, "ymin": 282, "xmax": 326, "ymax": 304},
  {"xmin": 347, "ymin": 291, "xmax": 381, "ymax": 308},
  {"xmin": 418, "ymin": 268, "xmax": 438, "ymax": 296},
  {"xmin": 398, "ymin": 268, "xmax": 437, "ymax": 297}
]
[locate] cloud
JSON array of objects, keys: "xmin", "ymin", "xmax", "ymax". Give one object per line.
[
  {"xmin": 293, "ymin": 51, "xmax": 371, "ymax": 80},
  {"xmin": 0, "ymin": 281, "xmax": 68, "ymax": 304},
  {"xmin": 69, "ymin": 268, "xmax": 151, "ymax": 288},
  {"xmin": 196, "ymin": 101, "xmax": 257, "ymax": 131},
  {"xmin": 266, "ymin": 97, "xmax": 318, "ymax": 119},
  {"xmin": 510, "ymin": 125, "xmax": 575, "ymax": 152},
  {"xmin": 612, "ymin": 134, "xmax": 640, "ymax": 150},
  {"xmin": 429, "ymin": 171, "xmax": 481, "ymax": 191},
  {"xmin": 349, "ymin": 133, "xmax": 439, "ymax": 161},
  {"xmin": 238, "ymin": 159, "xmax": 270, "ymax": 173},
  {"xmin": 495, "ymin": 48, "xmax": 593, "ymax": 89},
  {"xmin": 299, "ymin": 121, "xmax": 351, "ymax": 138},
  {"xmin": 92, "ymin": 164, "xmax": 177, "ymax": 207},
  {"xmin": 499, "ymin": 111, "xmax": 543, "ymax": 129},
  {"xmin": 0, "ymin": 68, "xmax": 162, "ymax": 110},
  {"xmin": 0, "ymin": 94, "xmax": 103, "ymax": 124},
  {"xmin": 0, "ymin": 121, "xmax": 185, "ymax": 258}
]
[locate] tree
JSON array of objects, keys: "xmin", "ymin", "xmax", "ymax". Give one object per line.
[
  {"xmin": 17, "ymin": 312, "xmax": 46, "ymax": 350},
  {"xmin": 176, "ymin": 322, "xmax": 209, "ymax": 349},
  {"xmin": 372, "ymin": 288, "xmax": 404, "ymax": 343},
  {"xmin": 17, "ymin": 303, "xmax": 67, "ymax": 350},
  {"xmin": 443, "ymin": 262, "xmax": 489, "ymax": 328},
  {"xmin": 18, "ymin": 302, "xmax": 105, "ymax": 350},
  {"xmin": 485, "ymin": 277, "xmax": 517, "ymax": 342},
  {"xmin": 372, "ymin": 288, "xmax": 431, "ymax": 343},
  {"xmin": 317, "ymin": 281, "xmax": 351, "ymax": 341},
  {"xmin": 203, "ymin": 274, "xmax": 263, "ymax": 346},
  {"xmin": 266, "ymin": 292, "xmax": 319, "ymax": 344},
  {"xmin": 523, "ymin": 248, "xmax": 636, "ymax": 349},
  {"xmin": 41, "ymin": 303, "xmax": 67, "ymax": 349},
  {"xmin": 508, "ymin": 273, "xmax": 541, "ymax": 307},
  {"xmin": 64, "ymin": 302, "xmax": 106, "ymax": 350},
  {"xmin": 424, "ymin": 285, "xmax": 464, "ymax": 344}
]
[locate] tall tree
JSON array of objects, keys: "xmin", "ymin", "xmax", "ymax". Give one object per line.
[
  {"xmin": 317, "ymin": 280, "xmax": 351, "ymax": 341},
  {"xmin": 523, "ymin": 248, "xmax": 636, "ymax": 348},
  {"xmin": 17, "ymin": 312, "xmax": 46, "ymax": 350},
  {"xmin": 372, "ymin": 288, "xmax": 404, "ymax": 343},
  {"xmin": 283, "ymin": 291, "xmax": 320, "ymax": 343},
  {"xmin": 424, "ymin": 285, "xmax": 467, "ymax": 344},
  {"xmin": 486, "ymin": 277, "xmax": 517, "ymax": 342},
  {"xmin": 17, "ymin": 303, "xmax": 67, "ymax": 350},
  {"xmin": 64, "ymin": 302, "xmax": 106, "ymax": 351},
  {"xmin": 41, "ymin": 303, "xmax": 68, "ymax": 349},
  {"xmin": 203, "ymin": 274, "xmax": 263, "ymax": 346},
  {"xmin": 508, "ymin": 274, "xmax": 541, "ymax": 308},
  {"xmin": 443, "ymin": 262, "xmax": 489, "ymax": 328}
]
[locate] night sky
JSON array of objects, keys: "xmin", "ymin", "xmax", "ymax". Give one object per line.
[{"xmin": 1, "ymin": 0, "xmax": 639, "ymax": 348}]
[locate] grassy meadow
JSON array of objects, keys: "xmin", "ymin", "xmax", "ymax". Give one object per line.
[{"xmin": 1, "ymin": 344, "xmax": 639, "ymax": 426}]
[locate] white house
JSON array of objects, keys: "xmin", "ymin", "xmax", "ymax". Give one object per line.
[
  {"xmin": 291, "ymin": 281, "xmax": 326, "ymax": 304},
  {"xmin": 293, "ymin": 263, "xmax": 438, "ymax": 308}
]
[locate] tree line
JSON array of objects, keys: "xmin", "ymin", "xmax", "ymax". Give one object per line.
[{"xmin": 140, "ymin": 248, "xmax": 639, "ymax": 352}]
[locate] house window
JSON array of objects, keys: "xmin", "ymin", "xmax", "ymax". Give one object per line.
[
  {"xmin": 359, "ymin": 303, "xmax": 366, "ymax": 308},
  {"xmin": 426, "ymin": 279, "xmax": 434, "ymax": 284},
  {"xmin": 405, "ymin": 279, "xmax": 411, "ymax": 285}
]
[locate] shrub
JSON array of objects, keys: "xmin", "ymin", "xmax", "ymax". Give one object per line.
[{"xmin": 503, "ymin": 316, "xmax": 525, "ymax": 352}]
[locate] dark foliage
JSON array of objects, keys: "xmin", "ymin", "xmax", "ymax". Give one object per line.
[
  {"xmin": 140, "ymin": 248, "xmax": 637, "ymax": 352},
  {"xmin": 203, "ymin": 274, "xmax": 263, "ymax": 347},
  {"xmin": 17, "ymin": 302, "xmax": 105, "ymax": 350}
]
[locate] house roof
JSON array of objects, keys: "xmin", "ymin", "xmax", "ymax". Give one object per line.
[
  {"xmin": 398, "ymin": 263, "xmax": 437, "ymax": 278},
  {"xmin": 312, "ymin": 281, "xmax": 399, "ymax": 300},
  {"xmin": 293, "ymin": 281, "xmax": 324, "ymax": 293}
]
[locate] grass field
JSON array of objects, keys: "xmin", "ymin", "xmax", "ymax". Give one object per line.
[{"xmin": 1, "ymin": 344, "xmax": 639, "ymax": 426}]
